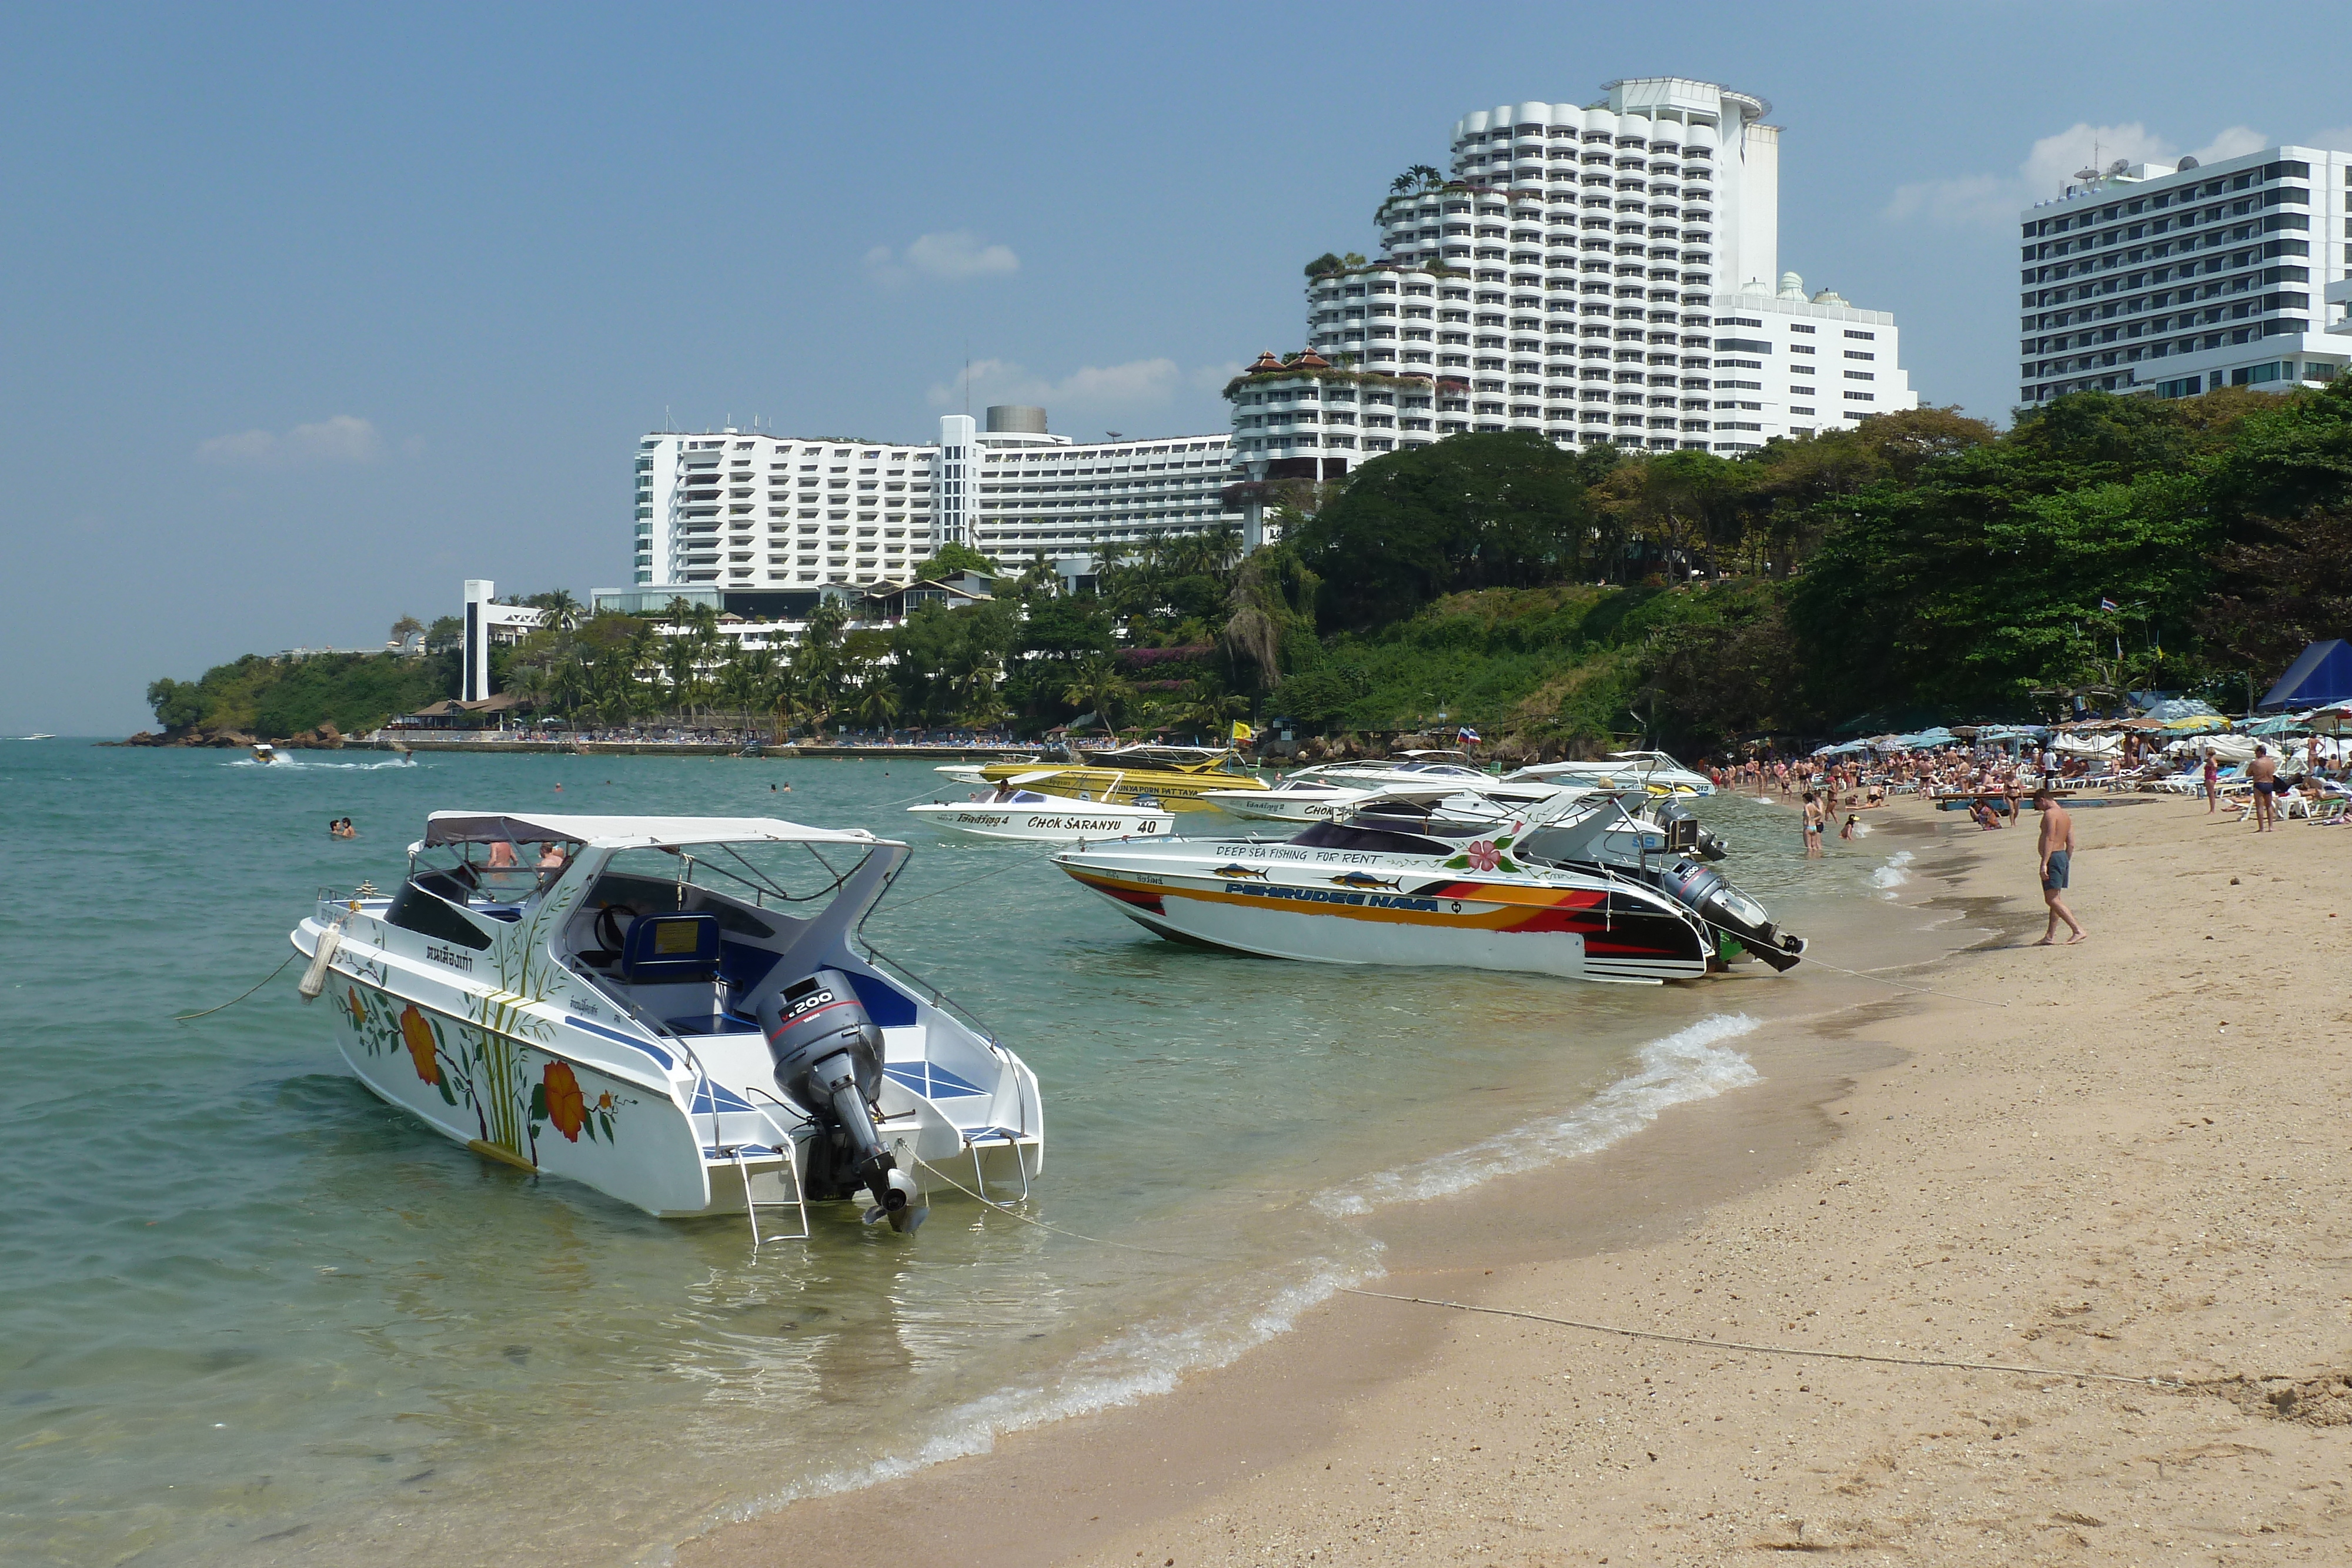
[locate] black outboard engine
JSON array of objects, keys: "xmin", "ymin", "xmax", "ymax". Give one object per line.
[
  {"xmin": 1651, "ymin": 859, "xmax": 1806, "ymax": 972},
  {"xmin": 757, "ymin": 969, "xmax": 923, "ymax": 1231}
]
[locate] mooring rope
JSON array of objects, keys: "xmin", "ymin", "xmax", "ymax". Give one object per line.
[
  {"xmin": 907, "ymin": 1159, "xmax": 2194, "ymax": 1388},
  {"xmin": 1799, "ymin": 955, "xmax": 2010, "ymax": 1008},
  {"xmin": 172, "ymin": 949, "xmax": 299, "ymax": 1022}
]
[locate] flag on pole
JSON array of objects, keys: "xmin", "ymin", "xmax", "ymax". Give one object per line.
[
  {"xmin": 1456, "ymin": 724, "xmax": 1481, "ymax": 746},
  {"xmin": 2099, "ymin": 597, "xmax": 2120, "ymax": 612},
  {"xmin": 1230, "ymin": 720, "xmax": 1254, "ymax": 743}
]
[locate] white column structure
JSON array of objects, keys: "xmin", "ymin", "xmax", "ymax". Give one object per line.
[
  {"xmin": 460, "ymin": 580, "xmax": 546, "ymax": 701},
  {"xmin": 2019, "ymin": 147, "xmax": 2352, "ymax": 403}
]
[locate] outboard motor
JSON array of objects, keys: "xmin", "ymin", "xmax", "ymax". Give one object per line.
[
  {"xmin": 757, "ymin": 969, "xmax": 924, "ymax": 1231},
  {"xmin": 1651, "ymin": 859, "xmax": 1806, "ymax": 972}
]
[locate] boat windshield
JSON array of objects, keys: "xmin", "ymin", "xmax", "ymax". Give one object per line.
[
  {"xmin": 585, "ymin": 840, "xmax": 874, "ymax": 914},
  {"xmin": 1289, "ymin": 820, "xmax": 1455, "ymax": 857}
]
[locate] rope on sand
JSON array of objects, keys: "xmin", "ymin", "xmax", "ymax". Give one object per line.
[
  {"xmin": 1338, "ymin": 1288, "xmax": 2185, "ymax": 1387},
  {"xmin": 897, "ymin": 1165, "xmax": 2187, "ymax": 1388},
  {"xmin": 1799, "ymin": 957, "xmax": 2010, "ymax": 1008},
  {"xmin": 172, "ymin": 950, "xmax": 299, "ymax": 1022}
]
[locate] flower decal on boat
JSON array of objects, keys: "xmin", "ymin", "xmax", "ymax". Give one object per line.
[
  {"xmin": 1443, "ymin": 833, "xmax": 1520, "ymax": 875},
  {"xmin": 399, "ymin": 1004, "xmax": 441, "ymax": 1087},
  {"xmin": 540, "ymin": 1060, "xmax": 587, "ymax": 1142}
]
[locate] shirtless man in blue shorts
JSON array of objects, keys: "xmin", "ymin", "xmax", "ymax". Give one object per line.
[{"xmin": 2032, "ymin": 785, "xmax": 2085, "ymax": 945}]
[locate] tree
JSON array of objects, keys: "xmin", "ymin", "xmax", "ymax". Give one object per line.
[
  {"xmin": 1291, "ymin": 432, "xmax": 1595, "ymax": 628},
  {"xmin": 1060, "ymin": 657, "xmax": 1136, "ymax": 732},
  {"xmin": 1787, "ymin": 447, "xmax": 2214, "ymax": 718},
  {"xmin": 389, "ymin": 615, "xmax": 425, "ymax": 647},
  {"xmin": 1172, "ymin": 673, "xmax": 1247, "ymax": 739},
  {"xmin": 910, "ymin": 541, "xmax": 998, "ymax": 580},
  {"xmin": 147, "ymin": 677, "xmax": 207, "ymax": 731},
  {"xmin": 425, "ymin": 615, "xmax": 464, "ymax": 653},
  {"xmin": 1304, "ymin": 252, "xmax": 1345, "ymax": 279},
  {"xmin": 850, "ymin": 677, "xmax": 900, "ymax": 730}
]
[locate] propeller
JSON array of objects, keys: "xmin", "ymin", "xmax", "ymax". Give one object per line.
[{"xmin": 863, "ymin": 1166, "xmax": 928, "ymax": 1233}]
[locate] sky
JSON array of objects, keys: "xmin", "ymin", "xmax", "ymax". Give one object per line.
[{"xmin": 6, "ymin": 1, "xmax": 2350, "ymax": 735}]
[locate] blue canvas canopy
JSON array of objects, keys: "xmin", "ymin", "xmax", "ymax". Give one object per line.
[{"xmin": 2258, "ymin": 640, "xmax": 2352, "ymax": 712}]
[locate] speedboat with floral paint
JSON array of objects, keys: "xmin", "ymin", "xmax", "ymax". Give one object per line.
[
  {"xmin": 1053, "ymin": 786, "xmax": 1800, "ymax": 984},
  {"xmin": 290, "ymin": 812, "xmax": 1042, "ymax": 1233}
]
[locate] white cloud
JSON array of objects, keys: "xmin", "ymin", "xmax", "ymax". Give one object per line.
[
  {"xmin": 197, "ymin": 414, "xmax": 383, "ymax": 469},
  {"xmin": 1885, "ymin": 121, "xmax": 2269, "ymax": 230},
  {"xmin": 865, "ymin": 229, "xmax": 1020, "ymax": 285},
  {"xmin": 927, "ymin": 356, "xmax": 1187, "ymax": 410}
]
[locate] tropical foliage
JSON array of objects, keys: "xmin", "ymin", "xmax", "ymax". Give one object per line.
[{"xmin": 144, "ymin": 382, "xmax": 2352, "ymax": 751}]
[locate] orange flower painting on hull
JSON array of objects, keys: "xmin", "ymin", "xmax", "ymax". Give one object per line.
[
  {"xmin": 399, "ymin": 1004, "xmax": 440, "ymax": 1086},
  {"xmin": 543, "ymin": 1061, "xmax": 587, "ymax": 1142}
]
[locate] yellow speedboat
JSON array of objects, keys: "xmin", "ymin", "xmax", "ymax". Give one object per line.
[{"xmin": 978, "ymin": 744, "xmax": 1268, "ymax": 813}]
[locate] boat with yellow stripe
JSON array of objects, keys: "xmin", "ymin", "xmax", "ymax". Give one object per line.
[
  {"xmin": 977, "ymin": 744, "xmax": 1268, "ymax": 813},
  {"xmin": 1052, "ymin": 785, "xmax": 1803, "ymax": 984}
]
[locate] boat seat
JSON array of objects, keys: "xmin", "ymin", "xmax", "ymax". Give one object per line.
[
  {"xmin": 620, "ymin": 912, "xmax": 721, "ymax": 982},
  {"xmin": 667, "ymin": 1011, "xmax": 761, "ymax": 1037}
]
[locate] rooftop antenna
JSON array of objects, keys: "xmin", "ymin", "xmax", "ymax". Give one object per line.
[{"xmin": 2074, "ymin": 134, "xmax": 2110, "ymax": 188}]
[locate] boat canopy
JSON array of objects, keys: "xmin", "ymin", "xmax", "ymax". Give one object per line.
[{"xmin": 420, "ymin": 811, "xmax": 883, "ymax": 851}]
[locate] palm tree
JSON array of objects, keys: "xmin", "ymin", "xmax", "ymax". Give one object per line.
[
  {"xmin": 853, "ymin": 678, "xmax": 901, "ymax": 731},
  {"xmin": 1174, "ymin": 673, "xmax": 1247, "ymax": 741},
  {"xmin": 1391, "ymin": 171, "xmax": 1416, "ymax": 195},
  {"xmin": 1060, "ymin": 657, "xmax": 1136, "ymax": 733},
  {"xmin": 540, "ymin": 589, "xmax": 583, "ymax": 633},
  {"xmin": 1409, "ymin": 163, "xmax": 1442, "ymax": 190}
]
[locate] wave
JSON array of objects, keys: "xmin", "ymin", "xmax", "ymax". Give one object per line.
[
  {"xmin": 1869, "ymin": 850, "xmax": 1916, "ymax": 898},
  {"xmin": 714, "ymin": 1239, "xmax": 1384, "ymax": 1527},
  {"xmin": 226, "ymin": 756, "xmax": 417, "ymax": 770},
  {"xmin": 1315, "ymin": 1012, "xmax": 1763, "ymax": 1216}
]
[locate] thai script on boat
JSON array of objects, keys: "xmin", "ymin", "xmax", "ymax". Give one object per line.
[
  {"xmin": 425, "ymin": 943, "xmax": 474, "ymax": 972},
  {"xmin": 1231, "ymin": 885, "xmax": 1444, "ymax": 912},
  {"xmin": 567, "ymin": 995, "xmax": 599, "ymax": 1016}
]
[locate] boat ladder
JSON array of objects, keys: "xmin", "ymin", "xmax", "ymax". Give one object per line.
[{"xmin": 731, "ymin": 1090, "xmax": 813, "ymax": 1247}]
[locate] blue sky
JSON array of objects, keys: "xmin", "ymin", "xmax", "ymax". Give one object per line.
[{"xmin": 6, "ymin": 1, "xmax": 2348, "ymax": 734}]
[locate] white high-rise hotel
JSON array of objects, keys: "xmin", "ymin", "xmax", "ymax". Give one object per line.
[
  {"xmin": 2019, "ymin": 145, "xmax": 2352, "ymax": 403},
  {"xmin": 1243, "ymin": 76, "xmax": 1914, "ymax": 467},
  {"xmin": 630, "ymin": 409, "xmax": 1241, "ymax": 596}
]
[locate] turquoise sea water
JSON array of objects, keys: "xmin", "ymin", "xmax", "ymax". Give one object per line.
[{"xmin": 0, "ymin": 744, "xmax": 1919, "ymax": 1566}]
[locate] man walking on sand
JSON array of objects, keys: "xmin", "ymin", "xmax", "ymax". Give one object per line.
[{"xmin": 2033, "ymin": 785, "xmax": 2085, "ymax": 944}]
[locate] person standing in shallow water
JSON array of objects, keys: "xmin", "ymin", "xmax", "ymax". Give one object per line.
[
  {"xmin": 1801, "ymin": 790, "xmax": 1825, "ymax": 858},
  {"xmin": 2033, "ymin": 785, "xmax": 2086, "ymax": 945}
]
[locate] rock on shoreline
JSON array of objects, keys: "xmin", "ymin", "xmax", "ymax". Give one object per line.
[{"xmin": 109, "ymin": 722, "xmax": 346, "ymax": 750}]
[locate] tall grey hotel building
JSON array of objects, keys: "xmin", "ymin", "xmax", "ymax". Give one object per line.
[{"xmin": 2019, "ymin": 145, "xmax": 2352, "ymax": 402}]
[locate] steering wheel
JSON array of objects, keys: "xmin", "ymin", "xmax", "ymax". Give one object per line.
[{"xmin": 594, "ymin": 903, "xmax": 639, "ymax": 956}]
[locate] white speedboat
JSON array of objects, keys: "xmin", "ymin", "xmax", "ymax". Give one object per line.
[
  {"xmin": 1204, "ymin": 758, "xmax": 1552, "ymax": 825},
  {"xmin": 1502, "ymin": 750, "xmax": 1715, "ymax": 796},
  {"xmin": 1054, "ymin": 787, "xmax": 1800, "ymax": 984},
  {"xmin": 290, "ymin": 811, "xmax": 1042, "ymax": 1233},
  {"xmin": 252, "ymin": 742, "xmax": 289, "ymax": 764},
  {"xmin": 908, "ymin": 782, "xmax": 1175, "ymax": 842}
]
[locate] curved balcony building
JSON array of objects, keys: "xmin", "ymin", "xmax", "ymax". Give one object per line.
[{"xmin": 1258, "ymin": 76, "xmax": 1913, "ymax": 464}]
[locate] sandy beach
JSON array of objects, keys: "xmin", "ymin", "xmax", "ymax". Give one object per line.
[{"xmin": 678, "ymin": 791, "xmax": 2351, "ymax": 1567}]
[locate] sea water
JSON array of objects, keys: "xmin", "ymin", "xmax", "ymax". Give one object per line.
[{"xmin": 0, "ymin": 745, "xmax": 1923, "ymax": 1565}]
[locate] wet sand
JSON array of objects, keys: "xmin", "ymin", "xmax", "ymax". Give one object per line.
[{"xmin": 676, "ymin": 793, "xmax": 2352, "ymax": 1566}]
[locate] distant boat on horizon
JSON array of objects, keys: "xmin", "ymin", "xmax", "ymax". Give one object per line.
[{"xmin": 15, "ymin": 733, "xmax": 56, "ymax": 741}]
